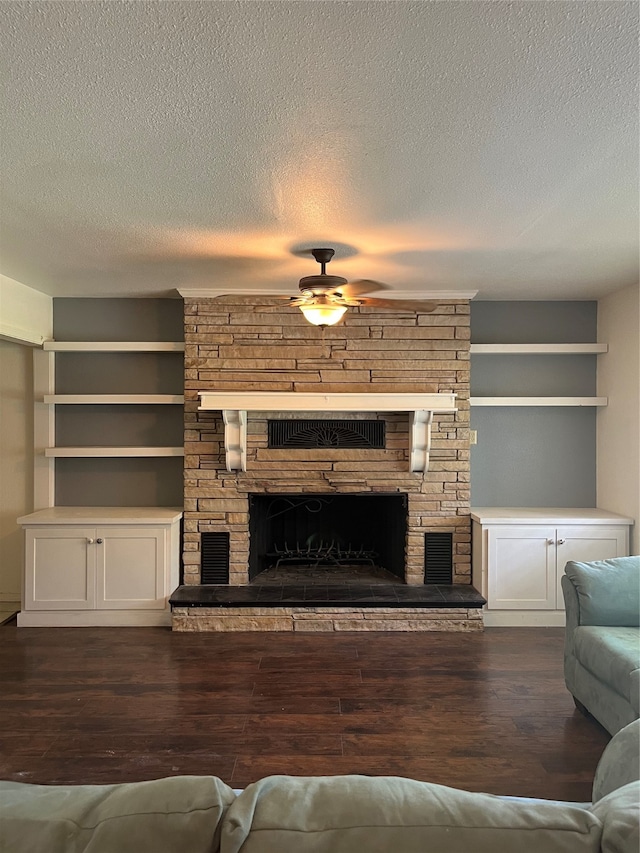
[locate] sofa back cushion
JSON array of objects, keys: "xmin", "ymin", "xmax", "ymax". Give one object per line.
[
  {"xmin": 564, "ymin": 557, "xmax": 640, "ymax": 627},
  {"xmin": 221, "ymin": 774, "xmax": 603, "ymax": 853},
  {"xmin": 0, "ymin": 775, "xmax": 235, "ymax": 853}
]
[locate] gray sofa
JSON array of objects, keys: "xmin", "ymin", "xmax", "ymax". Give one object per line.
[
  {"xmin": 1, "ymin": 720, "xmax": 639, "ymax": 853},
  {"xmin": 562, "ymin": 556, "xmax": 640, "ymax": 735}
]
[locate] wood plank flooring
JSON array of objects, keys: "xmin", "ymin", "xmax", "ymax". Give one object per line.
[{"xmin": 0, "ymin": 625, "xmax": 610, "ymax": 800}]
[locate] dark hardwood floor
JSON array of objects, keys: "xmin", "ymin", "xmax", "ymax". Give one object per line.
[{"xmin": 0, "ymin": 625, "xmax": 610, "ymax": 800}]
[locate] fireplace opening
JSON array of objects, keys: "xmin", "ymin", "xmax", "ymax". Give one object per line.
[{"xmin": 248, "ymin": 493, "xmax": 407, "ymax": 584}]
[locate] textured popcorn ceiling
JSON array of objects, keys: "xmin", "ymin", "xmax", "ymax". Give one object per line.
[{"xmin": 1, "ymin": 1, "xmax": 637, "ymax": 299}]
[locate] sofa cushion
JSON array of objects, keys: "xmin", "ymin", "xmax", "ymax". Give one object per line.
[
  {"xmin": 564, "ymin": 558, "xmax": 640, "ymax": 627},
  {"xmin": 221, "ymin": 774, "xmax": 603, "ymax": 853},
  {"xmin": 0, "ymin": 775, "xmax": 236, "ymax": 853},
  {"xmin": 593, "ymin": 720, "xmax": 640, "ymax": 802},
  {"xmin": 590, "ymin": 782, "xmax": 640, "ymax": 853},
  {"xmin": 573, "ymin": 626, "xmax": 640, "ymax": 703}
]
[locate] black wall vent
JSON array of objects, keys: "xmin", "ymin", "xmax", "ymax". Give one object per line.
[
  {"xmin": 201, "ymin": 532, "xmax": 230, "ymax": 584},
  {"xmin": 268, "ymin": 419, "xmax": 385, "ymax": 449},
  {"xmin": 424, "ymin": 532, "xmax": 453, "ymax": 584}
]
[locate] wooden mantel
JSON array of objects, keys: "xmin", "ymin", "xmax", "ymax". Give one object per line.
[{"xmin": 197, "ymin": 391, "xmax": 458, "ymax": 474}]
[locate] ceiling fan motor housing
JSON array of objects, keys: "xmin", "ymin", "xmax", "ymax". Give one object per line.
[{"xmin": 298, "ymin": 274, "xmax": 348, "ymax": 295}]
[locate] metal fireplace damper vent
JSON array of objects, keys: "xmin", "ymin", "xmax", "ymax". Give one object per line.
[
  {"xmin": 200, "ymin": 532, "xmax": 230, "ymax": 584},
  {"xmin": 268, "ymin": 419, "xmax": 385, "ymax": 449},
  {"xmin": 424, "ymin": 532, "xmax": 453, "ymax": 584}
]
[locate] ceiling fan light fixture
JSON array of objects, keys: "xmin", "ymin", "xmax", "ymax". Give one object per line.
[{"xmin": 299, "ymin": 303, "xmax": 348, "ymax": 327}]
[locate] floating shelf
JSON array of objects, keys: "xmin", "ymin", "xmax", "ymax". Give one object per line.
[
  {"xmin": 470, "ymin": 397, "xmax": 607, "ymax": 407},
  {"xmin": 44, "ymin": 447, "xmax": 184, "ymax": 458},
  {"xmin": 43, "ymin": 394, "xmax": 184, "ymax": 405},
  {"xmin": 43, "ymin": 341, "xmax": 185, "ymax": 352},
  {"xmin": 470, "ymin": 344, "xmax": 608, "ymax": 354}
]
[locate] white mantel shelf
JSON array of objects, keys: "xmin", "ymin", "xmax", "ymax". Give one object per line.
[{"xmin": 198, "ymin": 391, "xmax": 458, "ymax": 474}]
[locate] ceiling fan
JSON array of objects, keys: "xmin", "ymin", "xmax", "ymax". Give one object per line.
[{"xmin": 255, "ymin": 248, "xmax": 437, "ymax": 327}]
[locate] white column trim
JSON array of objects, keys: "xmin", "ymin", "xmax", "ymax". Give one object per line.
[
  {"xmin": 409, "ymin": 410, "xmax": 434, "ymax": 473},
  {"xmin": 222, "ymin": 410, "xmax": 247, "ymax": 472},
  {"xmin": 33, "ymin": 349, "xmax": 55, "ymax": 509}
]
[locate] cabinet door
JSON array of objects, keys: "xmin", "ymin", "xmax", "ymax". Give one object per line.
[
  {"xmin": 24, "ymin": 527, "xmax": 96, "ymax": 610},
  {"xmin": 487, "ymin": 526, "xmax": 556, "ymax": 609},
  {"xmin": 555, "ymin": 525, "xmax": 630, "ymax": 611},
  {"xmin": 96, "ymin": 527, "xmax": 166, "ymax": 610}
]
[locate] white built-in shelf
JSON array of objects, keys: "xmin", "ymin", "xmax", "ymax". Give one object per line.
[
  {"xmin": 470, "ymin": 397, "xmax": 607, "ymax": 407},
  {"xmin": 43, "ymin": 394, "xmax": 184, "ymax": 405},
  {"xmin": 44, "ymin": 447, "xmax": 184, "ymax": 458},
  {"xmin": 43, "ymin": 341, "xmax": 185, "ymax": 352},
  {"xmin": 470, "ymin": 344, "xmax": 608, "ymax": 354}
]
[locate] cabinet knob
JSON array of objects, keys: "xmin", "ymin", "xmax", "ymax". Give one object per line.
[
  {"xmin": 96, "ymin": 538, "xmax": 104, "ymax": 544},
  {"xmin": 87, "ymin": 538, "xmax": 94, "ymax": 544},
  {"xmin": 547, "ymin": 539, "xmax": 554, "ymax": 545},
  {"xmin": 557, "ymin": 539, "xmax": 566, "ymax": 545}
]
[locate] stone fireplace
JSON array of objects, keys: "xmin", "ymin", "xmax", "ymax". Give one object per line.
[{"xmin": 173, "ymin": 295, "xmax": 480, "ymax": 631}]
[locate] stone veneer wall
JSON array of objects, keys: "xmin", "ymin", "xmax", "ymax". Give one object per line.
[{"xmin": 183, "ymin": 297, "xmax": 471, "ymax": 586}]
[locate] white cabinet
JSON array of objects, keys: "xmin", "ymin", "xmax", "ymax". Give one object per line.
[
  {"xmin": 472, "ymin": 509, "xmax": 633, "ymax": 626},
  {"xmin": 17, "ymin": 508, "xmax": 182, "ymax": 627},
  {"xmin": 24, "ymin": 526, "xmax": 95, "ymax": 611},
  {"xmin": 96, "ymin": 527, "xmax": 165, "ymax": 610},
  {"xmin": 486, "ymin": 525, "xmax": 556, "ymax": 610}
]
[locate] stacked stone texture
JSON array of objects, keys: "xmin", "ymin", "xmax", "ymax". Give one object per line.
[
  {"xmin": 183, "ymin": 296, "xmax": 472, "ymax": 601},
  {"xmin": 172, "ymin": 606, "xmax": 483, "ymax": 632}
]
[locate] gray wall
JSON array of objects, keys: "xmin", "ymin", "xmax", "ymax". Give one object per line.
[
  {"xmin": 55, "ymin": 457, "xmax": 184, "ymax": 508},
  {"xmin": 54, "ymin": 298, "xmax": 183, "ymax": 341},
  {"xmin": 53, "ymin": 298, "xmax": 183, "ymax": 507},
  {"xmin": 470, "ymin": 301, "xmax": 598, "ymax": 507},
  {"xmin": 470, "ymin": 301, "xmax": 598, "ymax": 344}
]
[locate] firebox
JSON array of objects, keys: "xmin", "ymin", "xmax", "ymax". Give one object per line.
[{"xmin": 248, "ymin": 493, "xmax": 408, "ymax": 583}]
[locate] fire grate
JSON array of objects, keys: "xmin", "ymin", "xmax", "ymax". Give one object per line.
[
  {"xmin": 268, "ymin": 419, "xmax": 385, "ymax": 449},
  {"xmin": 267, "ymin": 540, "xmax": 378, "ymax": 569}
]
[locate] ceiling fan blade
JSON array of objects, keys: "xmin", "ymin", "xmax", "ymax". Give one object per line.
[
  {"xmin": 359, "ymin": 297, "xmax": 438, "ymax": 312},
  {"xmin": 253, "ymin": 298, "xmax": 306, "ymax": 312},
  {"xmin": 245, "ymin": 294, "xmax": 298, "ymax": 303},
  {"xmin": 338, "ymin": 279, "xmax": 389, "ymax": 298}
]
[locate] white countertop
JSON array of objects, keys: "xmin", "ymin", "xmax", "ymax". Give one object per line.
[
  {"xmin": 470, "ymin": 507, "xmax": 634, "ymax": 525},
  {"xmin": 18, "ymin": 507, "xmax": 184, "ymax": 525}
]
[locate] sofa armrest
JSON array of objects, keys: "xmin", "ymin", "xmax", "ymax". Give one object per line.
[
  {"xmin": 561, "ymin": 574, "xmax": 580, "ymax": 632},
  {"xmin": 561, "ymin": 574, "xmax": 580, "ymax": 689},
  {"xmin": 563, "ymin": 557, "xmax": 640, "ymax": 627}
]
